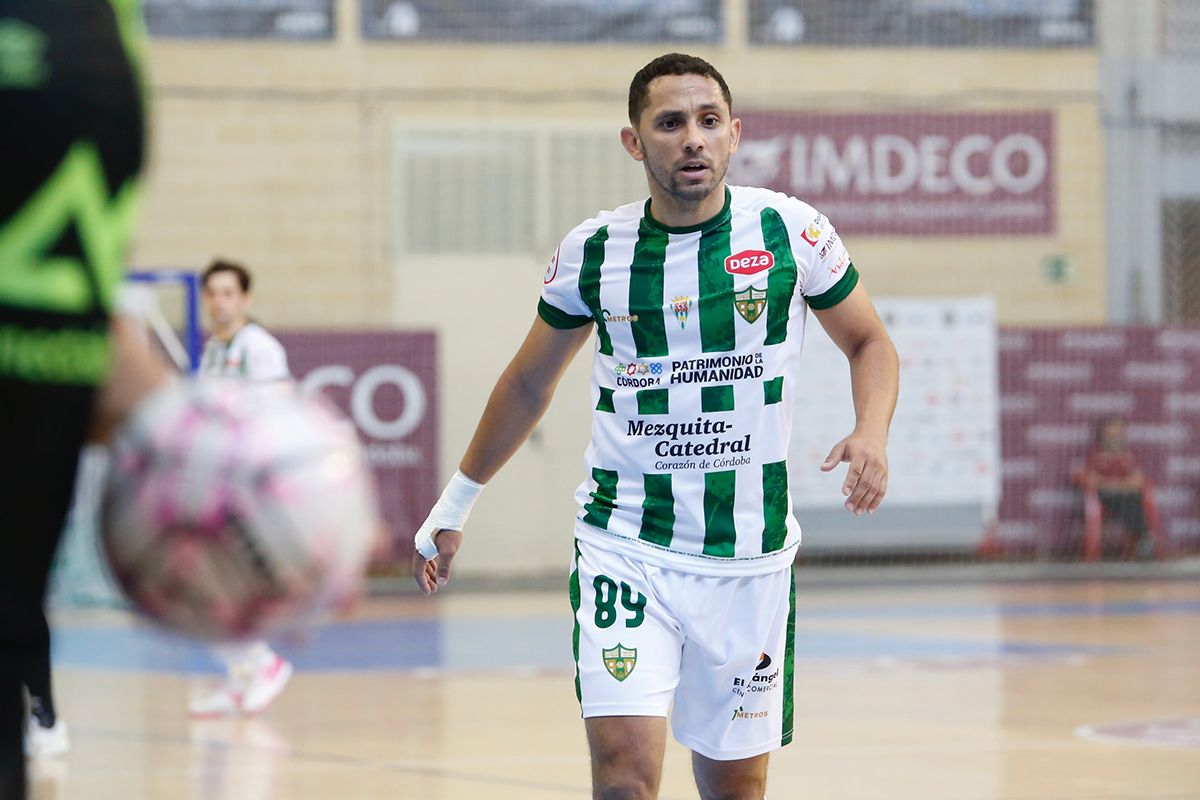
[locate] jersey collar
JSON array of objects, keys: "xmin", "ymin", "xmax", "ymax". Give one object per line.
[{"xmin": 642, "ymin": 186, "xmax": 732, "ymax": 235}]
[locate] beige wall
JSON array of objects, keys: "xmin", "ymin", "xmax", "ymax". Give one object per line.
[
  {"xmin": 131, "ymin": 0, "xmax": 1104, "ymax": 578},
  {"xmin": 134, "ymin": 7, "xmax": 1104, "ymax": 327}
]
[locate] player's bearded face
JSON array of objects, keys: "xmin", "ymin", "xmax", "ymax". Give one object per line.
[{"xmin": 632, "ymin": 75, "xmax": 740, "ymax": 206}]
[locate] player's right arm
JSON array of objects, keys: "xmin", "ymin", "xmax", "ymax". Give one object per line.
[
  {"xmin": 413, "ymin": 315, "xmax": 593, "ymax": 595},
  {"xmin": 460, "ymin": 316, "xmax": 594, "ymax": 483},
  {"xmin": 88, "ymin": 317, "xmax": 169, "ymax": 442}
]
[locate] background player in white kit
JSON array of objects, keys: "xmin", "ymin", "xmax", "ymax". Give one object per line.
[
  {"xmin": 413, "ymin": 54, "xmax": 899, "ymax": 799},
  {"xmin": 189, "ymin": 259, "xmax": 293, "ymax": 718}
]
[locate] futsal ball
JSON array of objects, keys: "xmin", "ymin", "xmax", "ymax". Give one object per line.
[{"xmin": 100, "ymin": 378, "xmax": 381, "ymax": 642}]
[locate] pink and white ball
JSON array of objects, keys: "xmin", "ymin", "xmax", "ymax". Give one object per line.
[{"xmin": 100, "ymin": 379, "xmax": 380, "ymax": 641}]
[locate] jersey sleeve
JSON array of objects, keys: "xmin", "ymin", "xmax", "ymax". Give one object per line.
[
  {"xmin": 786, "ymin": 205, "xmax": 859, "ymax": 311},
  {"xmin": 537, "ymin": 228, "xmax": 595, "ymax": 330},
  {"xmin": 245, "ymin": 331, "xmax": 291, "ymax": 382}
]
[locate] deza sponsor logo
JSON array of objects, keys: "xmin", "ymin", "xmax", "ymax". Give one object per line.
[{"xmin": 725, "ymin": 250, "xmax": 774, "ymax": 276}]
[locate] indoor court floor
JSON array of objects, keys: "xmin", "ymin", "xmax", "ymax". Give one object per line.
[{"xmin": 31, "ymin": 573, "xmax": 1200, "ymax": 799}]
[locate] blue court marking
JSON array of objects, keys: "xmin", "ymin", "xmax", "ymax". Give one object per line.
[
  {"xmin": 52, "ymin": 616, "xmax": 573, "ymax": 674},
  {"xmin": 792, "ymin": 599, "xmax": 1200, "ymax": 621},
  {"xmin": 791, "ymin": 629, "xmax": 1128, "ymax": 661},
  {"xmin": 52, "ymin": 604, "xmax": 1141, "ymax": 675}
]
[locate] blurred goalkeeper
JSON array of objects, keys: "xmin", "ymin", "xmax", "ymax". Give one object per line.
[
  {"xmin": 187, "ymin": 258, "xmax": 295, "ymax": 718},
  {"xmin": 0, "ymin": 0, "xmax": 168, "ymax": 795}
]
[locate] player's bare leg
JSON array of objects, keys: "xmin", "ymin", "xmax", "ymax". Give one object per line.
[
  {"xmin": 692, "ymin": 751, "xmax": 769, "ymax": 800},
  {"xmin": 585, "ymin": 716, "xmax": 666, "ymax": 800}
]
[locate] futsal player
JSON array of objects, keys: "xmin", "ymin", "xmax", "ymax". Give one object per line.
[
  {"xmin": 0, "ymin": 0, "xmax": 166, "ymax": 792},
  {"xmin": 413, "ymin": 53, "xmax": 899, "ymax": 799},
  {"xmin": 188, "ymin": 259, "xmax": 294, "ymax": 718}
]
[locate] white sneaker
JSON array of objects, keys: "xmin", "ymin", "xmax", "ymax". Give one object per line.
[
  {"xmin": 25, "ymin": 717, "xmax": 69, "ymax": 759},
  {"xmin": 188, "ymin": 684, "xmax": 241, "ymax": 719},
  {"xmin": 240, "ymin": 654, "xmax": 293, "ymax": 716}
]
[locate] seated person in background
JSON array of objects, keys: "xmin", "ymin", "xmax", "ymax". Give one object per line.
[{"xmin": 1078, "ymin": 417, "xmax": 1154, "ymax": 559}]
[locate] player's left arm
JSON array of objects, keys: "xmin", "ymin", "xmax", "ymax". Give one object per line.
[{"xmin": 811, "ymin": 282, "xmax": 899, "ymax": 515}]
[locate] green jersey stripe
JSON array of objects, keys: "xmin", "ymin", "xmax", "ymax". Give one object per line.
[
  {"xmin": 760, "ymin": 209, "xmax": 798, "ymax": 346},
  {"xmin": 569, "ymin": 544, "xmax": 583, "ymax": 703},
  {"xmin": 639, "ymin": 473, "xmax": 675, "ymax": 547},
  {"xmin": 781, "ymin": 567, "xmax": 796, "ymax": 746},
  {"xmin": 701, "ymin": 385, "xmax": 734, "ymax": 413},
  {"xmin": 702, "ymin": 470, "xmax": 737, "ymax": 557},
  {"xmin": 637, "ymin": 388, "xmax": 669, "ymax": 415},
  {"xmin": 596, "ymin": 387, "xmax": 615, "ymax": 413},
  {"xmin": 578, "ymin": 226, "xmax": 612, "ymax": 355},
  {"xmin": 764, "ymin": 376, "xmax": 783, "ymax": 405},
  {"xmin": 582, "ymin": 467, "xmax": 618, "ymax": 529},
  {"xmin": 762, "ymin": 460, "xmax": 789, "ymax": 553},
  {"xmin": 697, "ymin": 220, "xmax": 735, "ymax": 353},
  {"xmin": 805, "ymin": 263, "xmax": 859, "ymax": 310},
  {"xmin": 628, "ymin": 221, "xmax": 669, "ymax": 357},
  {"xmin": 538, "ymin": 297, "xmax": 591, "ymax": 330}
]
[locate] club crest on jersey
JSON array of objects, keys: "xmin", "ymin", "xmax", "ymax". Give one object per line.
[
  {"xmin": 672, "ymin": 296, "xmax": 692, "ymax": 329},
  {"xmin": 734, "ymin": 287, "xmax": 767, "ymax": 324},
  {"xmin": 602, "ymin": 645, "xmax": 637, "ymax": 682},
  {"xmin": 724, "ymin": 250, "xmax": 774, "ymax": 276},
  {"xmin": 801, "ymin": 215, "xmax": 826, "ymax": 247}
]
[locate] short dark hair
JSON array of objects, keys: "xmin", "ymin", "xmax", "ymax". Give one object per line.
[
  {"xmin": 201, "ymin": 258, "xmax": 252, "ymax": 293},
  {"xmin": 628, "ymin": 53, "xmax": 732, "ymax": 125}
]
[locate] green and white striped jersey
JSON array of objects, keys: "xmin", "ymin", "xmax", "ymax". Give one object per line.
[
  {"xmin": 539, "ymin": 185, "xmax": 859, "ymax": 576},
  {"xmin": 199, "ymin": 322, "xmax": 290, "ymax": 382}
]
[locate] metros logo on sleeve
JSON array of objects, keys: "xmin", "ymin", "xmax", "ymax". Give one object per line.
[{"xmin": 730, "ymin": 111, "xmax": 1056, "ymax": 236}]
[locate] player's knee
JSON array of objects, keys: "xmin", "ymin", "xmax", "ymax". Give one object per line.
[
  {"xmin": 697, "ymin": 785, "xmax": 766, "ymax": 800},
  {"xmin": 591, "ymin": 755, "xmax": 660, "ymax": 800},
  {"xmin": 594, "ymin": 779, "xmax": 658, "ymax": 800},
  {"xmin": 694, "ymin": 758, "xmax": 768, "ymax": 800},
  {"xmin": 592, "ymin": 760, "xmax": 660, "ymax": 800}
]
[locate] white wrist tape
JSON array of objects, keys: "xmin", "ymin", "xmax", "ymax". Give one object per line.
[{"xmin": 414, "ymin": 470, "xmax": 485, "ymax": 560}]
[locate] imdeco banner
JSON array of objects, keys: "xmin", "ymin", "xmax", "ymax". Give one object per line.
[{"xmin": 730, "ymin": 111, "xmax": 1056, "ymax": 236}]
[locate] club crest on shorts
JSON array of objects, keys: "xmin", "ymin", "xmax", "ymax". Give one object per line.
[
  {"xmin": 734, "ymin": 287, "xmax": 767, "ymax": 324},
  {"xmin": 602, "ymin": 644, "xmax": 637, "ymax": 681}
]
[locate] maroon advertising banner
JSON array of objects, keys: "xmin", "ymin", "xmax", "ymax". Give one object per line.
[
  {"xmin": 277, "ymin": 330, "xmax": 437, "ymax": 566},
  {"xmin": 729, "ymin": 111, "xmax": 1056, "ymax": 236},
  {"xmin": 997, "ymin": 327, "xmax": 1200, "ymax": 554}
]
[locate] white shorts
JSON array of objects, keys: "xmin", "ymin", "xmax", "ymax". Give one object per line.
[{"xmin": 568, "ymin": 538, "xmax": 796, "ymax": 761}]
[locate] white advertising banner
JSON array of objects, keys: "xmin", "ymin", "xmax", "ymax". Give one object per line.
[{"xmin": 790, "ymin": 296, "xmax": 1000, "ymax": 512}]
